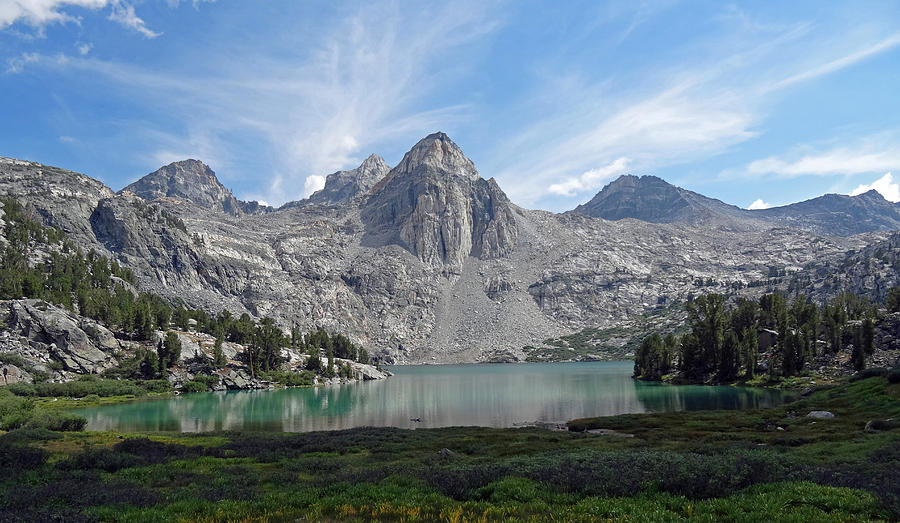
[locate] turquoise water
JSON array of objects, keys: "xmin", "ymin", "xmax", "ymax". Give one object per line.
[{"xmin": 71, "ymin": 361, "xmax": 788, "ymax": 432}]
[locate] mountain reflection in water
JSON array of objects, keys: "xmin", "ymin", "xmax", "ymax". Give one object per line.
[{"xmin": 72, "ymin": 361, "xmax": 788, "ymax": 433}]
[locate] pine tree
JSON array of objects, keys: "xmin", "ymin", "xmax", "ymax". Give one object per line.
[{"xmin": 213, "ymin": 333, "xmax": 226, "ymax": 368}]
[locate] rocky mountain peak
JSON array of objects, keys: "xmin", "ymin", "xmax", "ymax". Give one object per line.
[
  {"xmin": 121, "ymin": 160, "xmax": 266, "ymax": 217},
  {"xmin": 389, "ymin": 132, "xmax": 479, "ymax": 182},
  {"xmin": 362, "ymin": 133, "xmax": 517, "ymax": 268},
  {"xmin": 573, "ymin": 174, "xmax": 745, "ymax": 225},
  {"xmin": 305, "ymin": 154, "xmax": 390, "ymax": 206}
]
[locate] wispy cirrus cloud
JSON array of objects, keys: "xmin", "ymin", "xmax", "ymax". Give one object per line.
[
  {"xmin": 739, "ymin": 133, "xmax": 900, "ymax": 178},
  {"xmin": 768, "ymin": 33, "xmax": 900, "ymax": 91},
  {"xmin": 492, "ymin": 79, "xmax": 759, "ymax": 206},
  {"xmin": 108, "ymin": 1, "xmax": 159, "ymax": 38},
  {"xmin": 16, "ymin": 1, "xmax": 501, "ymax": 203},
  {"xmin": 490, "ymin": 6, "xmax": 900, "ymax": 208}
]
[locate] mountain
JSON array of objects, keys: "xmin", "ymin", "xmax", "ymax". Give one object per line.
[
  {"xmin": 572, "ymin": 175, "xmax": 750, "ymax": 227},
  {"xmin": 361, "ymin": 133, "xmax": 518, "ymax": 267},
  {"xmin": 0, "ymin": 140, "xmax": 885, "ymax": 364},
  {"xmin": 302, "ymin": 154, "xmax": 390, "ymax": 206},
  {"xmin": 752, "ymin": 190, "xmax": 900, "ymax": 235},
  {"xmin": 573, "ymin": 174, "xmax": 900, "ymax": 236},
  {"xmin": 122, "ymin": 159, "xmax": 271, "ymax": 216}
]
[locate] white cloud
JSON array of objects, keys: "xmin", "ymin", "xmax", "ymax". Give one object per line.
[
  {"xmin": 28, "ymin": 1, "xmax": 500, "ymax": 204},
  {"xmin": 76, "ymin": 42, "xmax": 92, "ymax": 55},
  {"xmin": 108, "ymin": 2, "xmax": 159, "ymax": 38},
  {"xmin": 490, "ymin": 14, "xmax": 900, "ymax": 207},
  {"xmin": 0, "ymin": 0, "xmax": 110, "ymax": 31},
  {"xmin": 303, "ymin": 175, "xmax": 325, "ymax": 197},
  {"xmin": 747, "ymin": 198, "xmax": 771, "ymax": 210},
  {"xmin": 164, "ymin": 0, "xmax": 215, "ymax": 8},
  {"xmin": 849, "ymin": 172, "xmax": 899, "ymax": 202},
  {"xmin": 6, "ymin": 51, "xmax": 39, "ymax": 73},
  {"xmin": 769, "ymin": 33, "xmax": 900, "ymax": 91},
  {"xmin": 0, "ymin": 0, "xmax": 159, "ymax": 38},
  {"xmin": 58, "ymin": 135, "xmax": 77, "ymax": 143},
  {"xmin": 740, "ymin": 134, "xmax": 900, "ymax": 178},
  {"xmin": 548, "ymin": 157, "xmax": 630, "ymax": 196},
  {"xmin": 494, "ymin": 81, "xmax": 758, "ymax": 205}
]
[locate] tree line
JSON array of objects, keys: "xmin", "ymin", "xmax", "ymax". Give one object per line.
[{"xmin": 634, "ymin": 289, "xmax": 890, "ymax": 383}]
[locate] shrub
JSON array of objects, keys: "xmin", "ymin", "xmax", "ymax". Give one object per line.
[
  {"xmin": 29, "ymin": 410, "xmax": 87, "ymax": 432},
  {"xmin": 867, "ymin": 419, "xmax": 900, "ymax": 431},
  {"xmin": 113, "ymin": 437, "xmax": 213, "ymax": 463},
  {"xmin": 888, "ymin": 368, "xmax": 900, "ymax": 384},
  {"xmin": 180, "ymin": 380, "xmax": 208, "ymax": 393},
  {"xmin": 0, "ymin": 427, "xmax": 62, "ymax": 444},
  {"xmin": 850, "ymin": 367, "xmax": 889, "ymax": 382},
  {"xmin": 262, "ymin": 370, "xmax": 315, "ymax": 387},
  {"xmin": 6, "ymin": 382, "xmax": 37, "ymax": 396},
  {"xmin": 192, "ymin": 374, "xmax": 220, "ymax": 389},
  {"xmin": 0, "ymin": 352, "xmax": 27, "ymax": 368},
  {"xmin": 0, "ymin": 440, "xmax": 48, "ymax": 474},
  {"xmin": 57, "ymin": 448, "xmax": 145, "ymax": 472}
]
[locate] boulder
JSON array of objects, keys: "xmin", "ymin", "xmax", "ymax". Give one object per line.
[
  {"xmin": 3, "ymin": 299, "xmax": 117, "ymax": 374},
  {"xmin": 807, "ymin": 411, "xmax": 835, "ymax": 419},
  {"xmin": 1, "ymin": 364, "xmax": 32, "ymax": 385}
]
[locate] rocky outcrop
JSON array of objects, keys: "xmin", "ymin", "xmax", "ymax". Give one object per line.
[
  {"xmin": 573, "ymin": 175, "xmax": 750, "ymax": 227},
  {"xmin": 1, "ymin": 299, "xmax": 118, "ymax": 374},
  {"xmin": 362, "ymin": 133, "xmax": 518, "ymax": 268},
  {"xmin": 121, "ymin": 159, "xmax": 270, "ymax": 216},
  {"xmin": 303, "ymin": 154, "xmax": 390, "ymax": 206},
  {"xmin": 754, "ymin": 190, "xmax": 900, "ymax": 236}
]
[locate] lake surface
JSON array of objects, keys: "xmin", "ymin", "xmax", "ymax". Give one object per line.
[{"xmin": 72, "ymin": 361, "xmax": 789, "ymax": 432}]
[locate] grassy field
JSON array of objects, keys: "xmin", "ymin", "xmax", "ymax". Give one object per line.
[{"xmin": 0, "ymin": 377, "xmax": 897, "ymax": 521}]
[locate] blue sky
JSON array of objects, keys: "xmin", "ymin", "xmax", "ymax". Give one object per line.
[{"xmin": 1, "ymin": 1, "xmax": 900, "ymax": 211}]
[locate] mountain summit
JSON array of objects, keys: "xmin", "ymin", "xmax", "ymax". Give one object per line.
[
  {"xmin": 121, "ymin": 159, "xmax": 267, "ymax": 216},
  {"xmin": 572, "ymin": 175, "xmax": 746, "ymax": 226},
  {"xmin": 362, "ymin": 132, "xmax": 517, "ymax": 267},
  {"xmin": 752, "ymin": 189, "xmax": 900, "ymax": 235},
  {"xmin": 574, "ymin": 174, "xmax": 900, "ymax": 235},
  {"xmin": 305, "ymin": 154, "xmax": 390, "ymax": 206},
  {"xmin": 384, "ymin": 132, "xmax": 480, "ymax": 184}
]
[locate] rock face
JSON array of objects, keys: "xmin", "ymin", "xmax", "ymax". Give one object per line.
[
  {"xmin": 0, "ymin": 134, "xmax": 892, "ymax": 365},
  {"xmin": 121, "ymin": 159, "xmax": 270, "ymax": 216},
  {"xmin": 573, "ymin": 175, "xmax": 749, "ymax": 227},
  {"xmin": 362, "ymin": 133, "xmax": 518, "ymax": 268},
  {"xmin": 574, "ymin": 174, "xmax": 900, "ymax": 236},
  {"xmin": 1, "ymin": 299, "xmax": 118, "ymax": 374},
  {"xmin": 753, "ymin": 190, "xmax": 900, "ymax": 236},
  {"xmin": 304, "ymin": 154, "xmax": 390, "ymax": 206}
]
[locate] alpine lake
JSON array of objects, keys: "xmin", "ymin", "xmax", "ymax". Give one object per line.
[{"xmin": 71, "ymin": 361, "xmax": 789, "ymax": 432}]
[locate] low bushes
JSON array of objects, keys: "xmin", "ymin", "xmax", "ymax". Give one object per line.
[
  {"xmin": 180, "ymin": 380, "xmax": 209, "ymax": 393},
  {"xmin": 850, "ymin": 368, "xmax": 889, "ymax": 382},
  {"xmin": 888, "ymin": 368, "xmax": 900, "ymax": 384},
  {"xmin": 179, "ymin": 374, "xmax": 221, "ymax": 393},
  {"xmin": 261, "ymin": 370, "xmax": 315, "ymax": 387},
  {"xmin": 5, "ymin": 376, "xmax": 150, "ymax": 398},
  {"xmin": 0, "ymin": 387, "xmax": 86, "ymax": 431}
]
